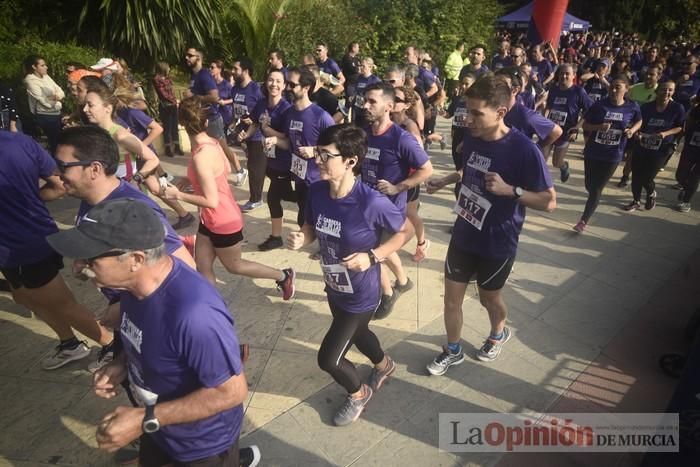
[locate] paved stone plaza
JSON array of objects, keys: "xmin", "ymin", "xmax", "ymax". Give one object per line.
[{"xmin": 1, "ymin": 118, "xmax": 698, "ymax": 466}]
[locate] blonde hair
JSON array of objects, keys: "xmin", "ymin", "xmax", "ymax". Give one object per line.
[{"xmin": 178, "ymin": 96, "xmax": 207, "ymax": 134}]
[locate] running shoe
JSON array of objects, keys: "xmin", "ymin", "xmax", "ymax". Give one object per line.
[
  {"xmin": 171, "ymin": 213, "xmax": 196, "ymax": 230},
  {"xmin": 623, "ymin": 200, "xmax": 641, "ymax": 212},
  {"xmin": 560, "ymin": 162, "xmax": 570, "ymax": 183},
  {"xmin": 573, "ymin": 219, "xmax": 586, "ymax": 233},
  {"xmin": 88, "ymin": 341, "xmax": 115, "ymax": 373},
  {"xmin": 240, "ymin": 445, "xmax": 261, "ymax": 467},
  {"xmin": 333, "ymin": 384, "xmax": 373, "ymax": 426},
  {"xmin": 412, "ymin": 239, "xmax": 431, "ymax": 262},
  {"xmin": 241, "ymin": 200, "xmax": 264, "ymax": 212},
  {"xmin": 670, "ymin": 183, "xmax": 683, "ymax": 190},
  {"xmin": 476, "ymin": 327, "xmax": 512, "ymax": 362},
  {"xmin": 373, "ymin": 291, "xmax": 398, "ymax": 320},
  {"xmin": 645, "ymin": 191, "xmax": 657, "ymax": 210},
  {"xmin": 233, "ymin": 168, "xmax": 248, "ymax": 187},
  {"xmin": 276, "ymin": 268, "xmax": 296, "ymax": 300},
  {"xmin": 427, "ymin": 346, "xmax": 465, "ymax": 376},
  {"xmin": 42, "ymin": 340, "xmax": 90, "ymax": 370},
  {"xmin": 394, "ymin": 277, "xmax": 414, "ymax": 294},
  {"xmin": 258, "ymin": 235, "xmax": 283, "ymax": 251},
  {"xmin": 678, "ymin": 189, "xmax": 686, "ymax": 201},
  {"xmin": 617, "ymin": 176, "xmax": 629, "ymax": 188},
  {"xmin": 676, "ymin": 202, "xmax": 691, "ymax": 212},
  {"xmin": 367, "ymin": 356, "xmax": 396, "ymax": 392}
]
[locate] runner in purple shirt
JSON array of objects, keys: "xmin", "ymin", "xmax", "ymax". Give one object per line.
[
  {"xmin": 351, "ymin": 58, "xmax": 381, "ymax": 126},
  {"xmin": 287, "ymin": 124, "xmax": 413, "ymax": 427},
  {"xmin": 575, "ymin": 76, "xmax": 642, "ymax": 233},
  {"xmin": 624, "ymin": 82, "xmax": 685, "ymax": 211},
  {"xmin": 0, "ymin": 131, "xmax": 114, "ymax": 371},
  {"xmin": 530, "ymin": 44, "xmax": 555, "ymax": 86},
  {"xmin": 361, "ymin": 82, "xmax": 433, "ymax": 319},
  {"xmin": 274, "ymin": 67, "xmax": 335, "ymax": 227},
  {"xmin": 425, "ymin": 74, "xmax": 555, "ymax": 373},
  {"xmin": 47, "ymin": 198, "xmax": 248, "ymax": 465},
  {"xmin": 545, "ymin": 64, "xmax": 594, "ymax": 182},
  {"xmin": 254, "ymin": 69, "xmax": 295, "ymax": 251},
  {"xmin": 315, "ymin": 42, "xmax": 345, "ymax": 95},
  {"xmin": 209, "ymin": 61, "xmax": 234, "ymax": 127}
]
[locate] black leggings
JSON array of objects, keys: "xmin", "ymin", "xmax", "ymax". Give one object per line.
[
  {"xmin": 317, "ymin": 300, "xmax": 384, "ymax": 394},
  {"xmin": 159, "ymin": 103, "xmax": 179, "ymax": 148},
  {"xmin": 676, "ymin": 152, "xmax": 700, "ymax": 203},
  {"xmin": 266, "ymin": 168, "xmax": 297, "ymax": 219},
  {"xmin": 583, "ymin": 158, "xmax": 618, "ymax": 222},
  {"xmin": 294, "ymin": 181, "xmax": 309, "ymax": 227},
  {"xmin": 246, "ymin": 140, "xmax": 267, "ymax": 203},
  {"xmin": 631, "ymin": 147, "xmax": 670, "ymax": 201}
]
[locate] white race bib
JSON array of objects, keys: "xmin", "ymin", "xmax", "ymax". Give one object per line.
[
  {"xmin": 265, "ymin": 145, "xmax": 276, "ymax": 159},
  {"xmin": 594, "ymin": 129, "xmax": 623, "ymax": 146},
  {"xmin": 639, "ymin": 132, "xmax": 663, "ymax": 150},
  {"xmin": 690, "ymin": 131, "xmax": 700, "ymax": 147},
  {"xmin": 549, "ymin": 109, "xmax": 568, "ymax": 127},
  {"xmin": 453, "ymin": 108, "xmax": 469, "ymax": 127},
  {"xmin": 354, "ymin": 95, "xmax": 365, "ymax": 108},
  {"xmin": 453, "ymin": 184, "xmax": 492, "ymax": 231},
  {"xmin": 321, "ymin": 262, "xmax": 354, "ymax": 293},
  {"xmin": 233, "ymin": 103, "xmax": 247, "ymax": 119},
  {"xmin": 291, "ymin": 154, "xmax": 308, "ymax": 179}
]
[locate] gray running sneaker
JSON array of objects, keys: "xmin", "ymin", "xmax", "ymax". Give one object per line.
[
  {"xmin": 333, "ymin": 384, "xmax": 373, "ymax": 426},
  {"xmin": 427, "ymin": 346, "xmax": 465, "ymax": 376},
  {"xmin": 367, "ymin": 356, "xmax": 396, "ymax": 392},
  {"xmin": 42, "ymin": 340, "xmax": 90, "ymax": 370},
  {"xmin": 476, "ymin": 327, "xmax": 512, "ymax": 362}
]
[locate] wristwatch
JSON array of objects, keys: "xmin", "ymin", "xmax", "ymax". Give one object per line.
[
  {"xmin": 142, "ymin": 405, "xmax": 160, "ymax": 433},
  {"xmin": 513, "ymin": 186, "xmax": 524, "ymax": 198},
  {"xmin": 368, "ymin": 249, "xmax": 383, "ymax": 265},
  {"xmin": 132, "ymin": 172, "xmax": 145, "ymax": 184}
]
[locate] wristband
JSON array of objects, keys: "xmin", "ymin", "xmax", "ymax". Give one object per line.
[{"xmin": 132, "ymin": 172, "xmax": 144, "ymax": 184}]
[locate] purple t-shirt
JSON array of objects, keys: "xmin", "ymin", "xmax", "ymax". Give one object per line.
[
  {"xmin": 190, "ymin": 68, "xmax": 219, "ymax": 117},
  {"xmin": 417, "ymin": 67, "xmax": 437, "ymax": 94},
  {"xmin": 353, "ymin": 74, "xmax": 382, "ymax": 110},
  {"xmin": 531, "ymin": 58, "xmax": 554, "ymax": 83},
  {"xmin": 459, "ymin": 64, "xmax": 490, "ymax": 81},
  {"xmin": 116, "ymin": 107, "xmax": 156, "ymax": 152},
  {"xmin": 318, "ymin": 58, "xmax": 342, "ymax": 77},
  {"xmin": 231, "ymin": 80, "xmax": 264, "ymax": 141},
  {"xmin": 362, "ymin": 123, "xmax": 430, "ymax": 211},
  {"xmin": 119, "ymin": 258, "xmax": 243, "ymax": 462},
  {"xmin": 453, "ymin": 129, "xmax": 553, "ymax": 259},
  {"xmin": 305, "ymin": 180, "xmax": 405, "ymax": 312},
  {"xmin": 216, "ymin": 79, "xmax": 234, "ymax": 127},
  {"xmin": 283, "ymin": 103, "xmax": 335, "ymax": 184},
  {"xmin": 491, "ymin": 55, "xmax": 513, "ymax": 71},
  {"xmin": 517, "ymin": 91, "xmax": 536, "ymax": 110},
  {"xmin": 504, "ymin": 102, "xmax": 556, "ymax": 141},
  {"xmin": 674, "ymin": 73, "xmax": 700, "ymax": 111},
  {"xmin": 583, "ymin": 98, "xmax": 642, "ymax": 163},
  {"xmin": 584, "ymin": 77, "xmax": 609, "ymax": 102},
  {"xmin": 251, "ymin": 98, "xmax": 292, "ymax": 172},
  {"xmin": 0, "ymin": 132, "xmax": 58, "ymax": 267},
  {"xmin": 636, "ymin": 100, "xmax": 686, "ymax": 156},
  {"xmin": 546, "ymin": 85, "xmax": 593, "ymax": 131}
]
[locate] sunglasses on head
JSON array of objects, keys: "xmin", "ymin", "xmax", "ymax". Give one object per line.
[{"xmin": 56, "ymin": 159, "xmax": 100, "ymax": 173}]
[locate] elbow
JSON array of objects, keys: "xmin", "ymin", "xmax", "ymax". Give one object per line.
[{"xmin": 545, "ymin": 192, "xmax": 557, "ymax": 212}]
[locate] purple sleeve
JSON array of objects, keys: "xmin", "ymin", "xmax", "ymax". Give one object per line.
[
  {"xmin": 250, "ymin": 99, "xmax": 266, "ymax": 123},
  {"xmin": 584, "ymin": 102, "xmax": 605, "ymax": 124},
  {"xmin": 130, "ymin": 109, "xmax": 154, "ymax": 133},
  {"xmin": 528, "ymin": 109, "xmax": 557, "ymax": 141},
  {"xmin": 520, "ymin": 141, "xmax": 554, "ymax": 192},
  {"xmin": 181, "ymin": 306, "xmax": 243, "ymax": 387},
  {"xmin": 579, "ymin": 87, "xmax": 594, "ymax": 111},
  {"xmin": 632, "ymin": 103, "xmax": 642, "ymax": 124},
  {"xmin": 202, "ymin": 72, "xmax": 217, "ymax": 93},
  {"xmin": 32, "ymin": 138, "xmax": 57, "ymax": 178},
  {"xmin": 329, "ymin": 60, "xmax": 341, "ymax": 76},
  {"xmin": 320, "ymin": 109, "xmax": 335, "ymax": 129},
  {"xmin": 367, "ymin": 192, "xmax": 406, "ymax": 235},
  {"xmin": 398, "ymin": 131, "xmax": 429, "ymax": 170}
]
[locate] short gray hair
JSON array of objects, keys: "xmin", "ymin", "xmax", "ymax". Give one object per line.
[{"xmin": 118, "ymin": 244, "xmax": 166, "ymax": 265}]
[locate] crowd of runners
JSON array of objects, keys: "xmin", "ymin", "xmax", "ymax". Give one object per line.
[{"xmin": 0, "ymin": 29, "xmax": 699, "ymax": 466}]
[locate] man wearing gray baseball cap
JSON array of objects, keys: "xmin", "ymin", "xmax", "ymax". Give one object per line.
[{"xmin": 48, "ymin": 197, "xmax": 251, "ymax": 466}]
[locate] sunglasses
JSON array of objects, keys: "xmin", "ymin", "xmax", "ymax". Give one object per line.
[
  {"xmin": 86, "ymin": 250, "xmax": 127, "ymax": 266},
  {"xmin": 315, "ymin": 49, "xmax": 323, "ymax": 53},
  {"xmin": 209, "ymin": 65, "xmax": 218, "ymax": 70},
  {"xmin": 56, "ymin": 159, "xmax": 100, "ymax": 173},
  {"xmin": 314, "ymin": 147, "xmax": 342, "ymax": 162}
]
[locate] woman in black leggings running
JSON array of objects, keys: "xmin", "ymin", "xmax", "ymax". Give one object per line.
[
  {"xmin": 575, "ymin": 75, "xmax": 642, "ymax": 232},
  {"xmin": 287, "ymin": 124, "xmax": 413, "ymax": 426}
]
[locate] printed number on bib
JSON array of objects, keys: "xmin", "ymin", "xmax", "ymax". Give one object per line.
[
  {"xmin": 233, "ymin": 104, "xmax": 247, "ymax": 119},
  {"xmin": 291, "ymin": 154, "xmax": 308, "ymax": 179},
  {"xmin": 639, "ymin": 132, "xmax": 662, "ymax": 150},
  {"xmin": 549, "ymin": 110, "xmax": 568, "ymax": 127},
  {"xmin": 321, "ymin": 262, "xmax": 354, "ymax": 293},
  {"xmin": 453, "ymin": 108, "xmax": 469, "ymax": 127},
  {"xmin": 454, "ymin": 185, "xmax": 492, "ymax": 231},
  {"xmin": 690, "ymin": 131, "xmax": 700, "ymax": 147},
  {"xmin": 594, "ymin": 128, "xmax": 622, "ymax": 146},
  {"xmin": 354, "ymin": 95, "xmax": 365, "ymax": 108}
]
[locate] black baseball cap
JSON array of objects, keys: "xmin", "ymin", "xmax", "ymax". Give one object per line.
[{"xmin": 47, "ymin": 198, "xmax": 166, "ymax": 259}]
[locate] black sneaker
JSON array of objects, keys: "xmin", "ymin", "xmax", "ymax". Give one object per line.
[
  {"xmin": 617, "ymin": 176, "xmax": 629, "ymax": 188},
  {"xmin": 560, "ymin": 162, "xmax": 570, "ymax": 183},
  {"xmin": 258, "ymin": 235, "xmax": 283, "ymax": 251},
  {"xmin": 645, "ymin": 191, "xmax": 657, "ymax": 210},
  {"xmin": 240, "ymin": 445, "xmax": 261, "ymax": 467},
  {"xmin": 171, "ymin": 213, "xmax": 196, "ymax": 230},
  {"xmin": 373, "ymin": 291, "xmax": 398, "ymax": 320},
  {"xmin": 394, "ymin": 278, "xmax": 414, "ymax": 294}
]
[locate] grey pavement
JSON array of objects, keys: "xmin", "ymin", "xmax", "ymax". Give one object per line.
[{"xmin": 0, "ymin": 117, "xmax": 698, "ymax": 466}]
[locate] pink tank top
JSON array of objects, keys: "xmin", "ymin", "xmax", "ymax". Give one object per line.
[{"xmin": 187, "ymin": 138, "xmax": 243, "ymax": 234}]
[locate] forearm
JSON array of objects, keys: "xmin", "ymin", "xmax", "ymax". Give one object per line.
[
  {"xmin": 176, "ymin": 191, "xmax": 217, "ymax": 209},
  {"xmin": 154, "ymin": 375, "xmax": 247, "ymax": 427},
  {"xmin": 661, "ymin": 126, "xmax": 683, "ymax": 138},
  {"xmin": 582, "ymin": 121, "xmax": 605, "ymax": 132},
  {"xmin": 275, "ymin": 135, "xmax": 291, "ymax": 150},
  {"xmin": 373, "ymin": 219, "xmax": 415, "ymax": 260},
  {"xmin": 397, "ymin": 163, "xmax": 433, "ymax": 192},
  {"xmin": 440, "ymin": 171, "xmax": 462, "ymax": 189},
  {"xmin": 519, "ymin": 188, "xmax": 556, "ymax": 212}
]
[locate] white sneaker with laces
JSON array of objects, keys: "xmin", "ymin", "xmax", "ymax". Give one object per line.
[{"xmin": 42, "ymin": 341, "xmax": 90, "ymax": 370}]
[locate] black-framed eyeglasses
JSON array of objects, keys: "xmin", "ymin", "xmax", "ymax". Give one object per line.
[
  {"xmin": 286, "ymin": 81, "xmax": 301, "ymax": 88},
  {"xmin": 86, "ymin": 250, "xmax": 127, "ymax": 267},
  {"xmin": 314, "ymin": 147, "xmax": 342, "ymax": 162},
  {"xmin": 56, "ymin": 159, "xmax": 100, "ymax": 173}
]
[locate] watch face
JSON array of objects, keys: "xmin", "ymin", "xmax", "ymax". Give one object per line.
[{"xmin": 144, "ymin": 419, "xmax": 160, "ymax": 433}]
